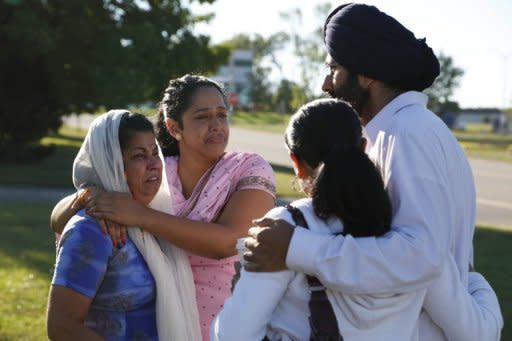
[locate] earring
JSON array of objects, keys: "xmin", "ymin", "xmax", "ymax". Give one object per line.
[{"xmin": 175, "ymin": 133, "xmax": 182, "ymax": 141}]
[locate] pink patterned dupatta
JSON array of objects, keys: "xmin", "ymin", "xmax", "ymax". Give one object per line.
[{"xmin": 165, "ymin": 151, "xmax": 276, "ymax": 340}]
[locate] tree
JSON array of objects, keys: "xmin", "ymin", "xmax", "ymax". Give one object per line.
[
  {"xmin": 0, "ymin": 0, "xmax": 228, "ymax": 161},
  {"xmin": 222, "ymin": 33, "xmax": 288, "ymax": 110},
  {"xmin": 424, "ymin": 52, "xmax": 464, "ymax": 115},
  {"xmin": 279, "ymin": 3, "xmax": 331, "ymax": 100}
]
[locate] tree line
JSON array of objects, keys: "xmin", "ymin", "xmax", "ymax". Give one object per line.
[
  {"xmin": 0, "ymin": 0, "xmax": 465, "ymax": 162},
  {"xmin": 0, "ymin": 0, "xmax": 229, "ymax": 161}
]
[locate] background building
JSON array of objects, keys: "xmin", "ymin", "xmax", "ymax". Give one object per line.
[{"xmin": 214, "ymin": 49, "xmax": 253, "ymax": 109}]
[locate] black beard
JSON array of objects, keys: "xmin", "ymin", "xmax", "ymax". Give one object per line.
[{"xmin": 330, "ymin": 72, "xmax": 369, "ymax": 115}]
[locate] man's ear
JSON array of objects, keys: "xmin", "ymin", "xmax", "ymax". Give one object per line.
[
  {"xmin": 290, "ymin": 153, "xmax": 308, "ymax": 179},
  {"xmin": 357, "ymin": 74, "xmax": 374, "ymax": 89},
  {"xmin": 360, "ymin": 137, "xmax": 368, "ymax": 152},
  {"xmin": 165, "ymin": 117, "xmax": 181, "ymax": 139}
]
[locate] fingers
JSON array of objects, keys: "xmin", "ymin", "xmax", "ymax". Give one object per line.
[
  {"xmin": 108, "ymin": 220, "xmax": 121, "ymax": 248},
  {"xmin": 71, "ymin": 188, "xmax": 89, "ymax": 210},
  {"xmin": 248, "ymin": 226, "xmax": 267, "ymax": 239},
  {"xmin": 99, "ymin": 219, "xmax": 108, "ymax": 236},
  {"xmin": 252, "ymin": 217, "xmax": 277, "ymax": 227},
  {"xmin": 120, "ymin": 225, "xmax": 127, "ymax": 245}
]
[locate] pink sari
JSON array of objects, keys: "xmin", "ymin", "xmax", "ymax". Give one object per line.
[{"xmin": 165, "ymin": 151, "xmax": 276, "ymax": 340}]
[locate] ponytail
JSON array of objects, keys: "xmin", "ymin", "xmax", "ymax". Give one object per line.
[
  {"xmin": 311, "ymin": 146, "xmax": 391, "ymax": 237},
  {"xmin": 287, "ymin": 98, "xmax": 392, "ymax": 238}
]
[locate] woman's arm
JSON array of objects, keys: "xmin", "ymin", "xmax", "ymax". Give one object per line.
[
  {"xmin": 87, "ymin": 189, "xmax": 275, "ymax": 259},
  {"xmin": 50, "ymin": 194, "xmax": 80, "ymax": 234},
  {"xmin": 47, "ymin": 285, "xmax": 105, "ymax": 341}
]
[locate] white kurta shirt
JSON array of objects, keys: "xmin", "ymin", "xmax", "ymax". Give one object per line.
[
  {"xmin": 285, "ymin": 91, "xmax": 502, "ymax": 340},
  {"xmin": 213, "ymin": 198, "xmax": 427, "ymax": 341},
  {"xmin": 212, "ymin": 199, "xmax": 502, "ymax": 341}
]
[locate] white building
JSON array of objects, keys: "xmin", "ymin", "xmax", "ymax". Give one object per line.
[{"xmin": 214, "ymin": 49, "xmax": 253, "ymax": 108}]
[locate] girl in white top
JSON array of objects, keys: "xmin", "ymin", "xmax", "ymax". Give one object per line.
[{"xmin": 211, "ymin": 99, "xmax": 502, "ymax": 341}]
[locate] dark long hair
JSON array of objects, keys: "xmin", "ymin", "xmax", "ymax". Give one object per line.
[
  {"xmin": 285, "ymin": 99, "xmax": 391, "ymax": 237},
  {"xmin": 119, "ymin": 112, "xmax": 155, "ymax": 151},
  {"xmin": 156, "ymin": 74, "xmax": 227, "ymax": 156}
]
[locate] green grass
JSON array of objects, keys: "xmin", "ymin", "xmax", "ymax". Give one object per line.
[
  {"xmin": 0, "ymin": 202, "xmax": 509, "ymax": 340},
  {"xmin": 0, "ymin": 202, "xmax": 55, "ymax": 341},
  {"xmin": 0, "ymin": 126, "xmax": 85, "ymax": 188},
  {"xmin": 230, "ymin": 110, "xmax": 291, "ymax": 134}
]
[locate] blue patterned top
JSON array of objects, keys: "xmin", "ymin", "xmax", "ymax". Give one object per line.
[{"xmin": 52, "ymin": 210, "xmax": 158, "ymax": 340}]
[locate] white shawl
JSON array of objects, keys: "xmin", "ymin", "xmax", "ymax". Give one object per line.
[{"xmin": 72, "ymin": 110, "xmax": 201, "ymax": 341}]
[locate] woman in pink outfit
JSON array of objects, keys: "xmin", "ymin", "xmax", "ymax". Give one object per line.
[{"xmin": 51, "ymin": 75, "xmax": 276, "ymax": 340}]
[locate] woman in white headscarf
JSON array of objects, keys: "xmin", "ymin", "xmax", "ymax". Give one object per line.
[{"xmin": 47, "ymin": 110, "xmax": 201, "ymax": 341}]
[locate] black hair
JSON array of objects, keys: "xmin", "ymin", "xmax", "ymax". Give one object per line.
[
  {"xmin": 285, "ymin": 98, "xmax": 391, "ymax": 237},
  {"xmin": 156, "ymin": 74, "xmax": 227, "ymax": 156},
  {"xmin": 119, "ymin": 112, "xmax": 155, "ymax": 151}
]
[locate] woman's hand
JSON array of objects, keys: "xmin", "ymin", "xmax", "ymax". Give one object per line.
[
  {"xmin": 84, "ymin": 191, "xmax": 147, "ymax": 228},
  {"xmin": 71, "ymin": 186, "xmax": 102, "ymax": 210}
]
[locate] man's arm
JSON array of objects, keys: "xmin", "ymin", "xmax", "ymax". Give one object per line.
[
  {"xmin": 50, "ymin": 194, "xmax": 80, "ymax": 234},
  {"xmin": 423, "ymin": 257, "xmax": 503, "ymax": 341},
  {"xmin": 246, "ymin": 132, "xmax": 454, "ymax": 294}
]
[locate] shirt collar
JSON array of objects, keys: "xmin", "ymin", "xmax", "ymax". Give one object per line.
[{"xmin": 364, "ymin": 91, "xmax": 428, "ymax": 144}]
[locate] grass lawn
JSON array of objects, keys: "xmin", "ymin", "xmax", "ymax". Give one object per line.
[
  {"xmin": 0, "ymin": 201, "xmax": 510, "ymax": 340},
  {"xmin": 0, "ymin": 202, "xmax": 55, "ymax": 341},
  {"xmin": 0, "ymin": 126, "xmax": 84, "ymax": 188}
]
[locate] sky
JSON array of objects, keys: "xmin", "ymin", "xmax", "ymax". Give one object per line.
[{"xmin": 190, "ymin": 0, "xmax": 512, "ymax": 109}]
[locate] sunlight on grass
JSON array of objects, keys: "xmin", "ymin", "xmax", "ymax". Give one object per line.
[
  {"xmin": 0, "ymin": 202, "xmax": 55, "ymax": 341},
  {"xmin": 230, "ymin": 110, "xmax": 291, "ymax": 134},
  {"xmin": 0, "ymin": 268, "xmax": 51, "ymax": 341}
]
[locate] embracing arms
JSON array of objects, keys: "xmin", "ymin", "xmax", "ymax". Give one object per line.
[
  {"xmin": 51, "ymin": 187, "xmax": 275, "ymax": 259},
  {"xmin": 86, "ymin": 188, "xmax": 275, "ymax": 259}
]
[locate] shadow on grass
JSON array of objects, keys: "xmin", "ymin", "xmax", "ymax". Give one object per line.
[{"xmin": 474, "ymin": 226, "xmax": 512, "ymax": 340}]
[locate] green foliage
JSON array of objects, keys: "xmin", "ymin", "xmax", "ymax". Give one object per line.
[
  {"xmin": 424, "ymin": 52, "xmax": 464, "ymax": 115},
  {"xmin": 0, "ymin": 0, "xmax": 228, "ymax": 161},
  {"xmin": 279, "ymin": 3, "xmax": 331, "ymax": 99},
  {"xmin": 274, "ymin": 79, "xmax": 294, "ymax": 114}
]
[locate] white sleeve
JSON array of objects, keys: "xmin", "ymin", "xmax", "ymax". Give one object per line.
[
  {"xmin": 211, "ymin": 269, "xmax": 294, "ymax": 341},
  {"xmin": 287, "ymin": 132, "xmax": 452, "ymax": 294},
  {"xmin": 423, "ymin": 257, "xmax": 503, "ymax": 341},
  {"xmin": 211, "ymin": 206, "xmax": 295, "ymax": 341}
]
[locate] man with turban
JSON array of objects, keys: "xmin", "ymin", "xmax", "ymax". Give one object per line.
[{"xmin": 244, "ymin": 3, "xmax": 503, "ymax": 340}]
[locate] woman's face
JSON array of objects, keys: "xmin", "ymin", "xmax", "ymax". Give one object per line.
[
  {"xmin": 178, "ymin": 86, "xmax": 229, "ymax": 162},
  {"xmin": 122, "ymin": 131, "xmax": 162, "ymax": 205}
]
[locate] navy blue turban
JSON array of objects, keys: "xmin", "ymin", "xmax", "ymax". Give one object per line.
[{"xmin": 323, "ymin": 3, "xmax": 440, "ymax": 91}]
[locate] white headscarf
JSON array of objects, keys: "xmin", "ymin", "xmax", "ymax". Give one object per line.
[{"xmin": 72, "ymin": 110, "xmax": 201, "ymax": 341}]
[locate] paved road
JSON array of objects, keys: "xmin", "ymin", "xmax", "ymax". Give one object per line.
[{"xmin": 227, "ymin": 127, "xmax": 512, "ymax": 229}]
